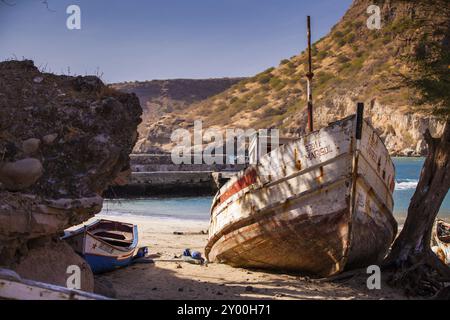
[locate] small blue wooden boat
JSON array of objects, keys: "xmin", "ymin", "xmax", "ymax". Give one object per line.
[{"xmin": 63, "ymin": 219, "xmax": 138, "ymax": 274}]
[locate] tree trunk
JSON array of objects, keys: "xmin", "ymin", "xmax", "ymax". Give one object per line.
[{"xmin": 384, "ymin": 120, "xmax": 450, "ymax": 297}]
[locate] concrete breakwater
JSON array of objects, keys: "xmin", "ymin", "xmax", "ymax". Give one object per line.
[{"xmin": 104, "ymin": 154, "xmax": 244, "ymax": 198}]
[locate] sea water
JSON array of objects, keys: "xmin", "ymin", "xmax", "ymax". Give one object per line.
[
  {"xmin": 101, "ymin": 157, "xmax": 450, "ymax": 222},
  {"xmin": 393, "ymin": 157, "xmax": 450, "ymax": 223}
]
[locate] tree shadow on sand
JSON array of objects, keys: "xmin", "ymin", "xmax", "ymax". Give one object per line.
[{"xmin": 95, "ymin": 262, "xmax": 407, "ymax": 300}]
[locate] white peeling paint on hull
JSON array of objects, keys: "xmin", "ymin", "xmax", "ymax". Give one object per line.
[{"xmin": 205, "ymin": 115, "xmax": 397, "ymax": 277}]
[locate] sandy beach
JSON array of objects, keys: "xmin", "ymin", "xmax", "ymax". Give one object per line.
[{"xmin": 91, "ymin": 214, "xmax": 409, "ymax": 300}]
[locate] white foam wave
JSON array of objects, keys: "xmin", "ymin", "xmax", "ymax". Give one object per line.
[{"xmin": 395, "ymin": 179, "xmax": 418, "ymax": 191}]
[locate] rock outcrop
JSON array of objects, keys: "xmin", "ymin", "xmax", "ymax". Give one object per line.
[
  {"xmin": 0, "ymin": 60, "xmax": 142, "ymax": 291},
  {"xmin": 305, "ymin": 96, "xmax": 445, "ymax": 156}
]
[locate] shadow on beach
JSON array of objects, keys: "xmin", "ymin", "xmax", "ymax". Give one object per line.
[{"xmin": 95, "ymin": 260, "xmax": 408, "ymax": 300}]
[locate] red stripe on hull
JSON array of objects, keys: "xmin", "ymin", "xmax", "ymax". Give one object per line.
[{"xmin": 219, "ymin": 168, "xmax": 257, "ymax": 205}]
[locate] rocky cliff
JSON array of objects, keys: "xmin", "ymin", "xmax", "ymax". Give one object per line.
[
  {"xmin": 132, "ymin": 0, "xmax": 447, "ymax": 156},
  {"xmin": 0, "ymin": 60, "xmax": 142, "ymax": 291}
]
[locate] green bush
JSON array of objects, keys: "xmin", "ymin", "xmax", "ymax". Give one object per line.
[
  {"xmin": 229, "ymin": 96, "xmax": 238, "ymax": 104},
  {"xmin": 354, "ymin": 21, "xmax": 364, "ymax": 29},
  {"xmin": 316, "ymin": 71, "xmax": 334, "ymax": 86},
  {"xmin": 282, "ymin": 68, "xmax": 296, "ymax": 77},
  {"xmin": 317, "ymin": 51, "xmax": 328, "ymax": 60},
  {"xmin": 351, "ymin": 56, "xmax": 365, "ymax": 69},
  {"xmin": 274, "ymin": 89, "xmax": 290, "ymax": 100},
  {"xmin": 290, "ymin": 87, "xmax": 302, "ymax": 95},
  {"xmin": 215, "ymin": 101, "xmax": 227, "ymax": 111},
  {"xmin": 257, "ymin": 73, "xmax": 272, "ymax": 84},
  {"xmin": 254, "ymin": 67, "xmax": 275, "ymax": 84},
  {"xmin": 389, "ymin": 18, "xmax": 415, "ymax": 34},
  {"xmin": 337, "ymin": 38, "xmax": 347, "ymax": 47},
  {"xmin": 337, "ymin": 55, "xmax": 351, "ymax": 64},
  {"xmin": 342, "ymin": 21, "xmax": 352, "ymax": 30},
  {"xmin": 269, "ymin": 77, "xmax": 286, "ymax": 91},
  {"xmin": 339, "ymin": 62, "xmax": 352, "ymax": 72},
  {"xmin": 229, "ymin": 98, "xmax": 246, "ymax": 112},
  {"xmin": 355, "ymin": 50, "xmax": 364, "ymax": 58},
  {"xmin": 259, "ymin": 83, "xmax": 271, "ymax": 92},
  {"xmin": 287, "ymin": 61, "xmax": 296, "ymax": 69},
  {"xmin": 350, "ymin": 44, "xmax": 359, "ymax": 52},
  {"xmin": 344, "ymin": 33, "xmax": 356, "ymax": 44},
  {"xmin": 248, "ymin": 95, "xmax": 268, "ymax": 110},
  {"xmin": 262, "ymin": 107, "xmax": 285, "ymax": 118}
]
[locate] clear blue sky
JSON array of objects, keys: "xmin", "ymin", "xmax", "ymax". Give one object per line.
[{"xmin": 0, "ymin": 0, "xmax": 352, "ymax": 83}]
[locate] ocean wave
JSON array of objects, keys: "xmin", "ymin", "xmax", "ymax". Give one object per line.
[
  {"xmin": 395, "ymin": 179, "xmax": 418, "ymax": 191},
  {"xmin": 99, "ymin": 209, "xmax": 209, "ymax": 221}
]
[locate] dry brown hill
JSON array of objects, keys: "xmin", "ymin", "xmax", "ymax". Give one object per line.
[{"xmin": 111, "ymin": 78, "xmax": 244, "ymax": 153}]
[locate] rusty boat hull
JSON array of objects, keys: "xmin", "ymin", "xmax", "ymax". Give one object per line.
[{"xmin": 205, "ymin": 115, "xmax": 398, "ymax": 277}]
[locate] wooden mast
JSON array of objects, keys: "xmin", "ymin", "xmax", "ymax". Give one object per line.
[{"xmin": 306, "ymin": 15, "xmax": 314, "ymax": 132}]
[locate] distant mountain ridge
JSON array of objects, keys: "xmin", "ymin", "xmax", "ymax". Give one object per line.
[{"xmin": 111, "ymin": 78, "xmax": 245, "ymax": 152}]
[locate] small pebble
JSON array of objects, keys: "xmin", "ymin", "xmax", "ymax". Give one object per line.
[
  {"xmin": 178, "ymin": 288, "xmax": 184, "ymax": 292},
  {"xmin": 22, "ymin": 138, "xmax": 41, "ymax": 154},
  {"xmin": 245, "ymin": 286, "xmax": 254, "ymax": 292},
  {"xmin": 42, "ymin": 133, "xmax": 58, "ymax": 145}
]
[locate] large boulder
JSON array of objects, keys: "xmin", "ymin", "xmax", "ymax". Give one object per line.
[{"xmin": 0, "ymin": 60, "xmax": 142, "ymax": 291}]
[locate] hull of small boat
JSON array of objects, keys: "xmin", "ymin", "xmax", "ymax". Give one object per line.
[
  {"xmin": 84, "ymin": 253, "xmax": 136, "ymax": 274},
  {"xmin": 63, "ymin": 219, "xmax": 138, "ymax": 274}
]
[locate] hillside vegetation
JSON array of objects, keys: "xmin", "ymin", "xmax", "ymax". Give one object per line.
[{"xmin": 111, "ymin": 78, "xmax": 244, "ymax": 153}]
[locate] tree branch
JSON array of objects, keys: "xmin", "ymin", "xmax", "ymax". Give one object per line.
[{"xmin": 424, "ymin": 129, "xmax": 438, "ymax": 153}]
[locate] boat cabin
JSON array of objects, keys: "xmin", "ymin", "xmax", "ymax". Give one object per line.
[{"xmin": 248, "ymin": 132, "xmax": 298, "ymax": 165}]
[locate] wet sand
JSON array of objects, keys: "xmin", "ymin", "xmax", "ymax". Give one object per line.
[{"xmin": 93, "ymin": 215, "xmax": 409, "ymax": 300}]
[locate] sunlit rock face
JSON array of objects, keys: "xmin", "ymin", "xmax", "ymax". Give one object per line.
[{"xmin": 0, "ymin": 60, "xmax": 142, "ymax": 291}]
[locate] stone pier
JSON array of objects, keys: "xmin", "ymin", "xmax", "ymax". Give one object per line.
[{"xmin": 104, "ymin": 154, "xmax": 245, "ymax": 197}]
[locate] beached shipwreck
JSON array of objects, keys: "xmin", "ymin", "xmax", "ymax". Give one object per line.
[
  {"xmin": 205, "ymin": 110, "xmax": 397, "ymax": 277},
  {"xmin": 206, "ymin": 16, "xmax": 398, "ymax": 277}
]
